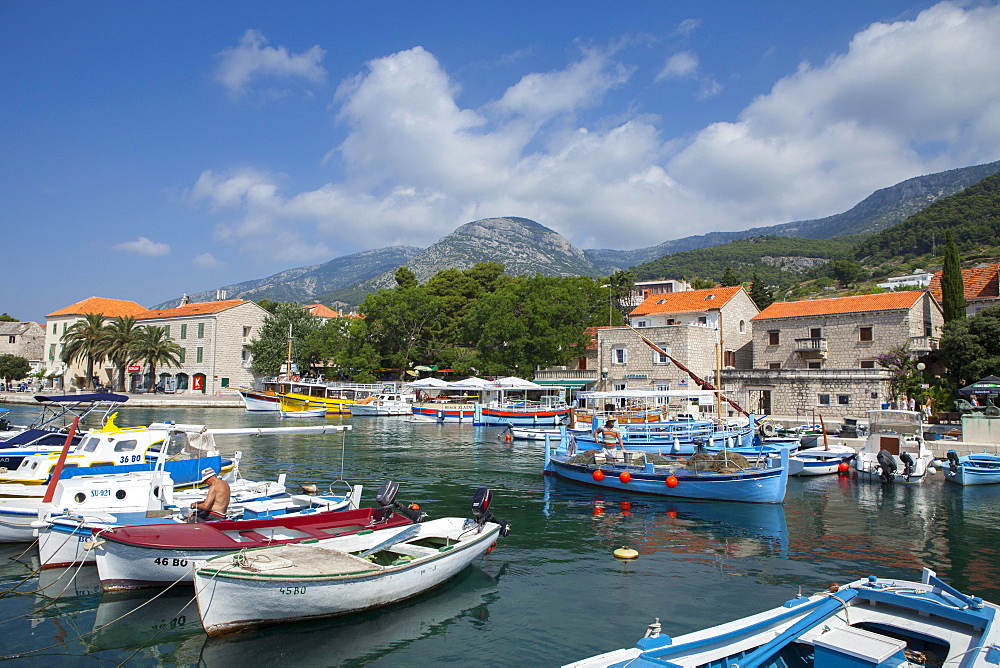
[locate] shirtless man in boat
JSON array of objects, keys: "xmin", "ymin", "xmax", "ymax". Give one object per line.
[
  {"xmin": 594, "ymin": 418, "xmax": 624, "ymax": 460},
  {"xmin": 188, "ymin": 467, "xmax": 231, "ymax": 522}
]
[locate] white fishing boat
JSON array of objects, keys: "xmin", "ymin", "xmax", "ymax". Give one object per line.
[
  {"xmin": 788, "ymin": 443, "xmax": 856, "ymax": 476},
  {"xmin": 348, "ymin": 392, "xmax": 414, "ymax": 416},
  {"xmin": 280, "ymin": 407, "xmax": 328, "ymax": 418},
  {"xmin": 194, "ymin": 488, "xmax": 510, "ymax": 637},
  {"xmin": 565, "ymin": 568, "xmax": 1000, "ymax": 667},
  {"xmin": 852, "ymin": 409, "xmax": 936, "ymax": 483}
]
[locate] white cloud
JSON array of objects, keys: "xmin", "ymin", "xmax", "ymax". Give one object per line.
[
  {"xmin": 675, "ymin": 19, "xmax": 701, "ymax": 35},
  {"xmin": 194, "ymin": 2, "xmax": 1000, "ymax": 260},
  {"xmin": 657, "ymin": 51, "xmax": 698, "ymax": 80},
  {"xmin": 113, "ymin": 237, "xmax": 170, "ymax": 256},
  {"xmin": 192, "ymin": 253, "xmax": 222, "ymax": 268},
  {"xmin": 214, "ymin": 29, "xmax": 326, "ymax": 97}
]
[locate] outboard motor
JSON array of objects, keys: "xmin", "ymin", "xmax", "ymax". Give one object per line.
[
  {"xmin": 472, "ymin": 487, "xmax": 511, "ymax": 537},
  {"xmin": 876, "ymin": 449, "xmax": 897, "ymax": 483},
  {"xmin": 375, "ymin": 479, "xmax": 428, "ymax": 523},
  {"xmin": 900, "ymin": 451, "xmax": 916, "ymax": 481},
  {"xmin": 947, "ymin": 450, "xmax": 960, "ymax": 476}
]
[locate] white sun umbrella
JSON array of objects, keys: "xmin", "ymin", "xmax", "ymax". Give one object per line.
[
  {"xmin": 489, "ymin": 376, "xmax": 545, "ymax": 390},
  {"xmin": 448, "ymin": 377, "xmax": 493, "ymax": 389},
  {"xmin": 405, "ymin": 377, "xmax": 451, "ymax": 388}
]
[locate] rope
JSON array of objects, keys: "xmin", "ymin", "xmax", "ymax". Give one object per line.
[{"xmin": 0, "ymin": 516, "xmax": 89, "ymax": 598}]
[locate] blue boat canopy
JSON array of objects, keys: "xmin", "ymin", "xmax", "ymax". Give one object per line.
[{"xmin": 34, "ymin": 393, "xmax": 129, "ymax": 403}]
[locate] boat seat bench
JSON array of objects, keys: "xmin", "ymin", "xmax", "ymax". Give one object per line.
[{"xmin": 385, "ymin": 543, "xmax": 441, "ymax": 558}]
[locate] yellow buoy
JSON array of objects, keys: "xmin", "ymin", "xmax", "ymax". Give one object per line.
[{"xmin": 614, "ymin": 546, "xmax": 639, "ymax": 560}]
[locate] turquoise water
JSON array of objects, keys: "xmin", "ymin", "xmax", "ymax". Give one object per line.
[{"xmin": 1, "ymin": 403, "xmax": 999, "ymax": 666}]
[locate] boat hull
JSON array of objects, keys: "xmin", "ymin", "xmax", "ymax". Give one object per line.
[
  {"xmin": 945, "ymin": 453, "xmax": 1000, "ymax": 485},
  {"xmin": 475, "ymin": 404, "xmax": 571, "ymax": 427},
  {"xmin": 787, "ymin": 445, "xmax": 856, "ymax": 476},
  {"xmin": 194, "ymin": 518, "xmax": 501, "ymax": 636},
  {"xmin": 237, "ymin": 389, "xmax": 279, "ymax": 412},
  {"xmin": 279, "ymin": 392, "xmax": 355, "ymax": 415},
  {"xmin": 411, "ymin": 405, "xmax": 476, "ymax": 423}
]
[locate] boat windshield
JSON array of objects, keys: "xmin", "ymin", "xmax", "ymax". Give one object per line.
[{"xmin": 868, "ymin": 410, "xmax": 922, "ymax": 435}]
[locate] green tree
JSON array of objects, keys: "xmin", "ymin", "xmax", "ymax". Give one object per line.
[
  {"xmin": 359, "ymin": 285, "xmax": 444, "ymax": 379},
  {"xmin": 60, "ymin": 313, "xmax": 108, "ymax": 389},
  {"xmin": 941, "ymin": 230, "xmax": 966, "ymax": 323},
  {"xmin": 938, "ymin": 304, "xmax": 1000, "ymax": 387},
  {"xmin": 689, "ymin": 277, "xmax": 715, "ymax": 290},
  {"xmin": 134, "ymin": 326, "xmax": 184, "ymax": 393},
  {"xmin": 719, "ymin": 267, "xmax": 740, "ymax": 287},
  {"xmin": 607, "ymin": 270, "xmax": 636, "ymax": 323},
  {"xmin": 256, "ymin": 299, "xmax": 281, "ymax": 314},
  {"xmin": 249, "ymin": 303, "xmax": 320, "ymax": 376},
  {"xmin": 875, "ymin": 344, "xmax": 922, "ymax": 404},
  {"xmin": 0, "ymin": 313, "xmax": 17, "ymax": 322},
  {"xmin": 832, "ymin": 259, "xmax": 861, "ymax": 287},
  {"xmin": 748, "ymin": 273, "xmax": 775, "ymax": 310},
  {"xmin": 0, "ymin": 354, "xmax": 30, "ymax": 382},
  {"xmin": 462, "ymin": 276, "xmax": 604, "ymax": 376},
  {"xmin": 394, "ymin": 266, "xmax": 418, "ymax": 289},
  {"xmin": 101, "ymin": 316, "xmax": 144, "ymax": 392}
]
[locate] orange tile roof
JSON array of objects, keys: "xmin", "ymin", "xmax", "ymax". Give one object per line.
[
  {"xmin": 46, "ymin": 297, "xmax": 148, "ymax": 318},
  {"xmin": 135, "ymin": 299, "xmax": 250, "ymax": 320},
  {"xmin": 304, "ymin": 304, "xmax": 342, "ymax": 318},
  {"xmin": 752, "ymin": 291, "xmax": 926, "ymax": 320},
  {"xmin": 927, "ymin": 264, "xmax": 1000, "ymax": 301},
  {"xmin": 630, "ymin": 286, "xmax": 744, "ymax": 317}
]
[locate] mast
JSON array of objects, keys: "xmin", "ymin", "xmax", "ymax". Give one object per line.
[{"xmin": 284, "ymin": 323, "xmax": 294, "ymax": 380}]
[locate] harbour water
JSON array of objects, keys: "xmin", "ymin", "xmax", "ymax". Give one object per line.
[{"xmin": 1, "ymin": 403, "xmax": 999, "ymax": 666}]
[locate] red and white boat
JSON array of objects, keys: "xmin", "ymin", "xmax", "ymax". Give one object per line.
[{"xmin": 94, "ymin": 481, "xmax": 424, "ymax": 590}]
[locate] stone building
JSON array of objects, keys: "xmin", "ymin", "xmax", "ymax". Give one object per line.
[
  {"xmin": 134, "ymin": 299, "xmax": 268, "ymax": 394},
  {"xmin": 722, "ymin": 291, "xmax": 943, "ymax": 419},
  {"xmin": 0, "ymin": 321, "xmax": 46, "ymax": 378},
  {"xmin": 592, "ymin": 287, "xmax": 758, "ymax": 406},
  {"xmin": 44, "ymin": 297, "xmax": 148, "ymax": 389},
  {"xmin": 928, "ymin": 263, "xmax": 1000, "ymax": 317}
]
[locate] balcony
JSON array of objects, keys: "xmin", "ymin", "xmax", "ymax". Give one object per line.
[
  {"xmin": 908, "ymin": 336, "xmax": 940, "ymax": 353},
  {"xmin": 794, "ymin": 337, "xmax": 828, "ymax": 359},
  {"xmin": 533, "ymin": 369, "xmax": 600, "ymax": 381}
]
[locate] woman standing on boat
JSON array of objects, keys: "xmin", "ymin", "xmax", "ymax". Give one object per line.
[{"xmin": 594, "ymin": 419, "xmax": 624, "ymax": 460}]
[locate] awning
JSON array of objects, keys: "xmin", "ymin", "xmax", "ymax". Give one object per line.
[{"xmin": 532, "ymin": 379, "xmax": 595, "ymax": 388}]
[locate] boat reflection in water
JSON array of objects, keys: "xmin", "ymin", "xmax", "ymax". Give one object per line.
[
  {"xmin": 87, "ymin": 588, "xmax": 202, "ymax": 654},
  {"xmin": 542, "ymin": 476, "xmax": 788, "ymax": 560},
  {"xmin": 199, "ymin": 565, "xmax": 502, "ymax": 665}
]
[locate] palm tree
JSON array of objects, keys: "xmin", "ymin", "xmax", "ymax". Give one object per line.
[
  {"xmin": 134, "ymin": 326, "xmax": 183, "ymax": 393},
  {"xmin": 60, "ymin": 313, "xmax": 108, "ymax": 390},
  {"xmin": 101, "ymin": 316, "xmax": 144, "ymax": 392}
]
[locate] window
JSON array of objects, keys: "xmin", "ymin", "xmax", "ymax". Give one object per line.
[
  {"xmin": 178, "ymin": 349, "xmax": 186, "ymax": 363},
  {"xmin": 808, "ymin": 361, "xmax": 822, "ymax": 369},
  {"xmin": 768, "ymin": 362, "xmax": 781, "ymax": 370},
  {"xmin": 739, "ymin": 320, "xmax": 745, "ymax": 334},
  {"xmin": 196, "ymin": 347, "xmax": 203, "ymax": 363},
  {"xmin": 197, "ymin": 323, "xmax": 205, "ymax": 338},
  {"xmin": 666, "ymin": 319, "xmax": 677, "ymax": 325},
  {"xmin": 163, "ymin": 325, "xmax": 169, "ymax": 337},
  {"xmin": 612, "ymin": 347, "xmax": 627, "ymax": 365},
  {"xmin": 860, "ymin": 360, "xmax": 876, "ymax": 369},
  {"xmin": 838, "ymin": 395, "xmax": 850, "ymax": 406},
  {"xmin": 859, "ymin": 326, "xmax": 873, "ymax": 342},
  {"xmin": 704, "ymin": 294, "xmax": 715, "ymax": 301},
  {"xmin": 768, "ymin": 331, "xmax": 780, "ymax": 345},
  {"xmin": 809, "ymin": 328, "xmax": 821, "ymax": 338},
  {"xmin": 243, "ymin": 326, "xmax": 251, "ymax": 338},
  {"xmin": 112, "ymin": 439, "xmax": 138, "ymax": 453},
  {"xmin": 180, "ymin": 324, "xmax": 187, "ymax": 339},
  {"xmin": 242, "ymin": 347, "xmax": 250, "ymax": 362},
  {"xmin": 653, "ymin": 343, "xmax": 670, "ymax": 365},
  {"xmin": 723, "ymin": 350, "xmax": 736, "ymax": 367},
  {"xmin": 49, "ymin": 344, "xmax": 55, "ymax": 361},
  {"xmin": 636, "ymin": 320, "xmax": 648, "ymax": 328},
  {"xmin": 221, "ymin": 377, "xmax": 229, "ymax": 388},
  {"xmin": 697, "ymin": 316, "xmax": 707, "ymax": 324},
  {"xmin": 8, "ymin": 336, "xmax": 14, "ymax": 344},
  {"xmin": 613, "ymin": 383, "xmax": 626, "ymax": 392},
  {"xmin": 655, "ymin": 383, "xmax": 669, "ymax": 392},
  {"xmin": 818, "ymin": 394, "xmax": 831, "ymax": 405}
]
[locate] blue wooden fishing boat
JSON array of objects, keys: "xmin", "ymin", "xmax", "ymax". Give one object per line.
[
  {"xmin": 569, "ymin": 417, "xmax": 760, "ymax": 454},
  {"xmin": 945, "ymin": 451, "xmax": 1000, "ymax": 485},
  {"xmin": 542, "ymin": 434, "xmax": 789, "ymax": 504},
  {"xmin": 565, "ymin": 568, "xmax": 1000, "ymax": 667}
]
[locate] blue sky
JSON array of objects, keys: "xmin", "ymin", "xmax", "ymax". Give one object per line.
[{"xmin": 4, "ymin": 1, "xmax": 1000, "ymax": 323}]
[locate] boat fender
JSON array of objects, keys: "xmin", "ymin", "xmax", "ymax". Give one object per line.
[
  {"xmin": 900, "ymin": 451, "xmax": 915, "ymax": 480},
  {"xmin": 614, "ymin": 546, "xmax": 638, "ymax": 560},
  {"xmin": 876, "ymin": 449, "xmax": 897, "ymax": 483},
  {"xmin": 759, "ymin": 420, "xmax": 776, "ymax": 438},
  {"xmin": 946, "ymin": 450, "xmax": 960, "ymax": 475}
]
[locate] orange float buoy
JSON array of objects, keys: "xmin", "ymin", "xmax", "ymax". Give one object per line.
[
  {"xmin": 838, "ymin": 461, "xmax": 849, "ymax": 473},
  {"xmin": 666, "ymin": 509, "xmax": 678, "ymax": 519},
  {"xmin": 593, "ymin": 469, "xmax": 605, "ymax": 481},
  {"xmin": 666, "ymin": 475, "xmax": 679, "ymax": 488},
  {"xmin": 614, "ymin": 546, "xmax": 639, "ymax": 560},
  {"xmin": 619, "ymin": 471, "xmax": 632, "ymax": 483},
  {"xmin": 504, "ymin": 433, "xmax": 512, "ymax": 442}
]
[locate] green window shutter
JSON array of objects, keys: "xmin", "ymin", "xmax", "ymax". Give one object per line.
[
  {"xmin": 198, "ymin": 322, "xmax": 204, "ymax": 338},
  {"xmin": 221, "ymin": 377, "xmax": 229, "ymax": 388},
  {"xmin": 180, "ymin": 324, "xmax": 187, "ymax": 339},
  {"xmin": 196, "ymin": 347, "xmax": 203, "ymax": 363},
  {"xmin": 179, "ymin": 349, "xmax": 186, "ymax": 363}
]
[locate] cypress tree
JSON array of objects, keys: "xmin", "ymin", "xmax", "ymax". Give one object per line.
[
  {"xmin": 941, "ymin": 230, "xmax": 966, "ymax": 322},
  {"xmin": 748, "ymin": 273, "xmax": 774, "ymax": 310}
]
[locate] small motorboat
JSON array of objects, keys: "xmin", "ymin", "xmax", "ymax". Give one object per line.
[
  {"xmin": 852, "ymin": 409, "xmax": 935, "ymax": 483},
  {"xmin": 95, "ymin": 480, "xmax": 424, "ymax": 590},
  {"xmin": 945, "ymin": 450, "xmax": 1000, "ymax": 485},
  {"xmin": 348, "ymin": 393, "xmax": 414, "ymax": 416},
  {"xmin": 565, "ymin": 568, "xmax": 1000, "ymax": 667},
  {"xmin": 194, "ymin": 487, "xmax": 510, "ymax": 636},
  {"xmin": 280, "ymin": 407, "xmax": 328, "ymax": 418},
  {"xmin": 788, "ymin": 443, "xmax": 856, "ymax": 476}
]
